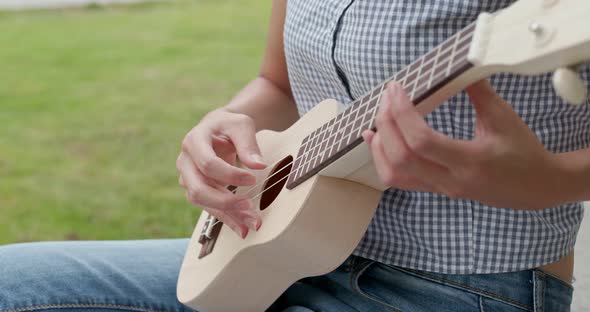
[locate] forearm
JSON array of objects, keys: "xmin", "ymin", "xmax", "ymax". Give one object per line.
[
  {"xmin": 218, "ymin": 0, "xmax": 296, "ymax": 132},
  {"xmin": 219, "ymin": 76, "xmax": 299, "ymax": 132},
  {"xmin": 556, "ymin": 148, "xmax": 590, "ymax": 203}
]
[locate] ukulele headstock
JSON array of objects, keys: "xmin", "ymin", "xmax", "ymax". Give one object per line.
[{"xmin": 468, "ymin": 0, "xmax": 590, "ymax": 104}]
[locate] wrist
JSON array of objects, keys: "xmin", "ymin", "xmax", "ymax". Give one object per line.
[{"xmin": 552, "ymin": 151, "xmax": 590, "ymax": 204}]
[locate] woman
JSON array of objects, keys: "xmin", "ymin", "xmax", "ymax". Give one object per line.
[{"xmin": 1, "ymin": 0, "xmax": 589, "ymax": 311}]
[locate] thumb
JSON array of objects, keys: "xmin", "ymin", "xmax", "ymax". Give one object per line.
[
  {"xmin": 465, "ymin": 79, "xmax": 519, "ymax": 132},
  {"xmin": 226, "ymin": 123, "xmax": 266, "ymax": 170},
  {"xmin": 465, "ymin": 80, "xmax": 504, "ymax": 120}
]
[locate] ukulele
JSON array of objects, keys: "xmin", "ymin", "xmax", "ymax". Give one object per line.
[{"xmin": 178, "ymin": 0, "xmax": 590, "ymax": 311}]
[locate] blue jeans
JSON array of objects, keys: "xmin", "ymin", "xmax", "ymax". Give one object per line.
[{"xmin": 0, "ymin": 239, "xmax": 573, "ymax": 312}]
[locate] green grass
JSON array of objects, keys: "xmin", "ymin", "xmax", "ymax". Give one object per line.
[{"xmin": 0, "ymin": 0, "xmax": 270, "ymax": 244}]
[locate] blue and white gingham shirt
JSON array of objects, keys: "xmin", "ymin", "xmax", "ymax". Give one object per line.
[{"xmin": 283, "ymin": 0, "xmax": 590, "ymax": 274}]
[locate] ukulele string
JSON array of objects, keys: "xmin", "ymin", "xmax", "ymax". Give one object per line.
[{"xmin": 241, "ymin": 48, "xmax": 471, "ymax": 198}]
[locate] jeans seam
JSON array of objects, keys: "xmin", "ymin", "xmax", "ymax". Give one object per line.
[
  {"xmin": 390, "ymin": 266, "xmax": 531, "ymax": 311},
  {"xmin": 479, "ymin": 296, "xmax": 486, "ymax": 312},
  {"xmin": 349, "ymin": 260, "xmax": 402, "ymax": 312},
  {"xmin": 542, "ymin": 274, "xmax": 546, "ymax": 312},
  {"xmin": 533, "ymin": 274, "xmax": 543, "ymax": 312},
  {"xmin": 1, "ymin": 303, "xmax": 167, "ymax": 312}
]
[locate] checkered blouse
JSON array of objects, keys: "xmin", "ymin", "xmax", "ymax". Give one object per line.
[{"xmin": 283, "ymin": 0, "xmax": 590, "ymax": 274}]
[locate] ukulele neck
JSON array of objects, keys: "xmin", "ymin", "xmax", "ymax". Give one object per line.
[{"xmin": 286, "ymin": 22, "xmax": 478, "ymax": 190}]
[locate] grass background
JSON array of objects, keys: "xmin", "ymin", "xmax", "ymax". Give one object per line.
[{"xmin": 0, "ymin": 0, "xmax": 270, "ymax": 244}]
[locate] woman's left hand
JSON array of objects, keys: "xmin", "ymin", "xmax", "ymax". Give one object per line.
[{"xmin": 362, "ymin": 80, "xmax": 571, "ymax": 210}]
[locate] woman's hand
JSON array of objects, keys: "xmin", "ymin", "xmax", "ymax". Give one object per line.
[
  {"xmin": 177, "ymin": 110, "xmax": 266, "ymax": 238},
  {"xmin": 363, "ymin": 80, "xmax": 572, "ymax": 210}
]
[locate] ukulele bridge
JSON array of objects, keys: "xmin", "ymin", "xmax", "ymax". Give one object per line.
[
  {"xmin": 201, "ymin": 215, "xmax": 218, "ymax": 239},
  {"xmin": 197, "ymin": 185, "xmax": 236, "ymax": 259},
  {"xmin": 197, "ymin": 213, "xmax": 223, "ymax": 259}
]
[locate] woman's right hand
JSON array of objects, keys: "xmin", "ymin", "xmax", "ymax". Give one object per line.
[{"xmin": 176, "ymin": 110, "xmax": 267, "ymax": 239}]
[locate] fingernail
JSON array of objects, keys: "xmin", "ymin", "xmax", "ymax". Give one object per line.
[
  {"xmin": 251, "ymin": 153, "xmax": 264, "ymax": 164},
  {"xmin": 234, "ymin": 200, "xmax": 251, "ymax": 210},
  {"xmin": 229, "ymin": 224, "xmax": 247, "ymax": 239},
  {"xmin": 244, "ymin": 217, "xmax": 258, "ymax": 231}
]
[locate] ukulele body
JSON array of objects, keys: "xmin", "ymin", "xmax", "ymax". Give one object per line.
[{"xmin": 177, "ymin": 99, "xmax": 384, "ymax": 312}]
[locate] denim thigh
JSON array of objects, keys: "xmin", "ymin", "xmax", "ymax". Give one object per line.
[
  {"xmin": 0, "ymin": 239, "xmax": 192, "ymax": 312},
  {"xmin": 271, "ymin": 255, "xmax": 573, "ymax": 312}
]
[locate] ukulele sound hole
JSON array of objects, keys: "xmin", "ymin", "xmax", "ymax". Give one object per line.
[{"xmin": 260, "ymin": 155, "xmax": 293, "ymax": 211}]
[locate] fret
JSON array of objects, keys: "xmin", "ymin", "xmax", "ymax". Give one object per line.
[
  {"xmin": 375, "ymin": 84, "xmax": 385, "ymax": 103},
  {"xmin": 304, "ymin": 129, "xmax": 320, "ymax": 175},
  {"xmin": 300, "ymin": 135, "xmax": 309, "ymax": 147},
  {"xmin": 363, "ymin": 96, "xmax": 378, "ymax": 131},
  {"xmin": 345, "ymin": 104, "xmax": 361, "ymax": 145},
  {"xmin": 359, "ymin": 93, "xmax": 372, "ymax": 107},
  {"xmin": 332, "ymin": 108, "xmax": 349, "ymax": 154},
  {"xmin": 413, "ymin": 64, "xmax": 433, "ymax": 101},
  {"xmin": 326, "ymin": 114, "xmax": 342, "ymax": 157},
  {"xmin": 408, "ymin": 58, "xmax": 424, "ymax": 98},
  {"xmin": 453, "ymin": 41, "xmax": 472, "ymax": 65},
  {"xmin": 341, "ymin": 108, "xmax": 356, "ymax": 148},
  {"xmin": 370, "ymin": 86, "xmax": 381, "ymax": 100},
  {"xmin": 446, "ymin": 33, "xmax": 462, "ymax": 77},
  {"xmin": 306, "ymin": 145, "xmax": 318, "ymax": 175},
  {"xmin": 395, "ymin": 67, "xmax": 408, "ymax": 85},
  {"xmin": 407, "ymin": 60, "xmax": 422, "ymax": 77},
  {"xmin": 292, "ymin": 143, "xmax": 307, "ymax": 180},
  {"xmin": 353, "ymin": 96, "xmax": 370, "ymax": 137},
  {"xmin": 315, "ymin": 123, "xmax": 329, "ymax": 167},
  {"xmin": 339, "ymin": 108, "xmax": 354, "ymax": 148},
  {"xmin": 428, "ymin": 44, "xmax": 443, "ymax": 89},
  {"xmin": 403, "ymin": 70, "xmax": 418, "ymax": 93},
  {"xmin": 459, "ymin": 22, "xmax": 476, "ymax": 40},
  {"xmin": 321, "ymin": 118, "xmax": 335, "ymax": 157},
  {"xmin": 440, "ymin": 35, "xmax": 457, "ymax": 53},
  {"xmin": 367, "ymin": 99, "xmax": 379, "ymax": 131},
  {"xmin": 437, "ymin": 47, "xmax": 453, "ymax": 69},
  {"xmin": 294, "ymin": 139, "xmax": 310, "ymax": 182}
]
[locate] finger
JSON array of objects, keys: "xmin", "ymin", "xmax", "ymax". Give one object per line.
[
  {"xmin": 223, "ymin": 116, "xmax": 266, "ymax": 170},
  {"xmin": 387, "ymin": 82, "xmax": 474, "ymax": 167},
  {"xmin": 209, "ymin": 183, "xmax": 262, "ymax": 231},
  {"xmin": 212, "ymin": 135, "xmax": 238, "ymax": 166},
  {"xmin": 362, "ymin": 130, "xmax": 375, "ymax": 145},
  {"xmin": 465, "ymin": 79, "xmax": 504, "ymax": 112},
  {"xmin": 375, "ymin": 92, "xmax": 413, "ymax": 166},
  {"xmin": 466, "ymin": 79, "xmax": 521, "ymax": 132},
  {"xmin": 372, "ymin": 125, "xmax": 451, "ymax": 194},
  {"xmin": 185, "ymin": 133, "xmax": 257, "ymax": 186},
  {"xmin": 204, "ymin": 208, "xmax": 250, "ymax": 239},
  {"xmin": 369, "ymin": 131, "xmax": 436, "ymax": 193},
  {"xmin": 178, "ymin": 153, "xmax": 251, "ymax": 210},
  {"xmin": 226, "ymin": 207, "xmax": 262, "ymax": 231}
]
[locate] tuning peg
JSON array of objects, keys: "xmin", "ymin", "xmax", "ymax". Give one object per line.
[{"xmin": 552, "ymin": 67, "xmax": 588, "ymax": 105}]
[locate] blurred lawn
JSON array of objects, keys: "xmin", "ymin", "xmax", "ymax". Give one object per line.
[{"xmin": 0, "ymin": 0, "xmax": 270, "ymax": 244}]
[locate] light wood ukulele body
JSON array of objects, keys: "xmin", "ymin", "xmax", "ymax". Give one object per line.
[
  {"xmin": 178, "ymin": 0, "xmax": 590, "ymax": 310},
  {"xmin": 178, "ymin": 99, "xmax": 386, "ymax": 312}
]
